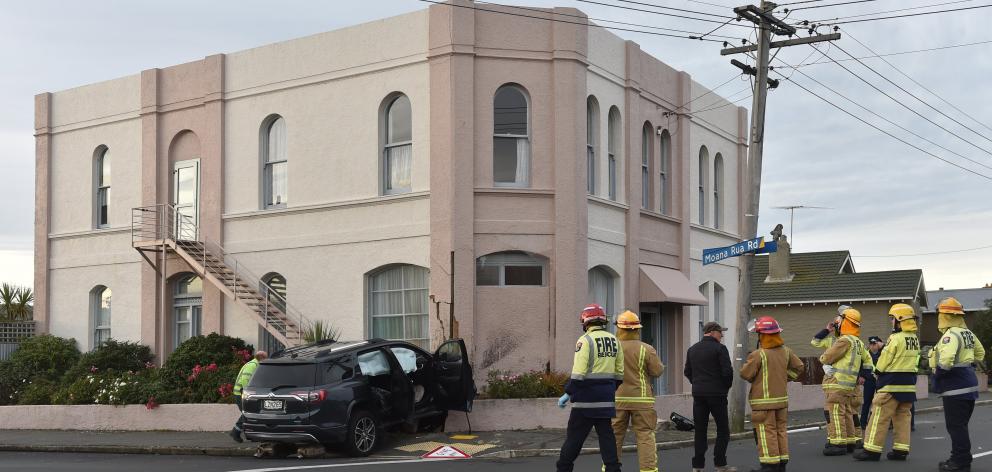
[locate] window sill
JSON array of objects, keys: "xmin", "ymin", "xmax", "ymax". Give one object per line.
[
  {"xmin": 690, "ymin": 223, "xmax": 740, "ymax": 239},
  {"xmin": 474, "ymin": 187, "xmax": 554, "ymax": 196},
  {"xmin": 224, "ymin": 191, "xmax": 430, "ymax": 220},
  {"xmin": 587, "ymin": 195, "xmax": 628, "ymax": 210},
  {"xmin": 49, "ymin": 227, "xmax": 131, "ymax": 240},
  {"xmin": 638, "ymin": 210, "xmax": 681, "ymax": 224}
]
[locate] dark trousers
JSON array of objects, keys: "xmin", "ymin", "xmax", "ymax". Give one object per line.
[
  {"xmin": 556, "ymin": 410, "xmax": 621, "ymax": 472},
  {"xmin": 860, "ymin": 385, "xmax": 875, "ymax": 430},
  {"xmin": 234, "ymin": 396, "xmax": 244, "ymax": 431},
  {"xmin": 692, "ymin": 395, "xmax": 730, "ymax": 469},
  {"xmin": 944, "ymin": 396, "xmax": 976, "ymax": 465}
]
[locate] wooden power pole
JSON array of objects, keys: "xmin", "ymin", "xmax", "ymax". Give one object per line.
[{"xmin": 724, "ymin": 2, "xmax": 839, "ymax": 433}]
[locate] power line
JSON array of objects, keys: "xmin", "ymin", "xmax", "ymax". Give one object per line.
[
  {"xmin": 692, "ymin": 90, "xmax": 752, "ymax": 113},
  {"xmin": 826, "ymin": 3, "xmax": 992, "ymax": 25},
  {"xmin": 675, "ymin": 74, "xmax": 745, "ymax": 111},
  {"xmin": 839, "ymin": 27, "xmax": 992, "ymax": 135},
  {"xmin": 787, "ymin": 0, "xmax": 882, "ymax": 12},
  {"xmin": 575, "ymin": 0, "xmax": 753, "ymax": 28},
  {"xmin": 778, "ymin": 0, "xmax": 827, "ymax": 5},
  {"xmin": 828, "ymin": 41, "xmax": 992, "ymax": 149},
  {"xmin": 610, "ymin": 0, "xmax": 736, "ymax": 18},
  {"xmin": 854, "ymin": 243, "xmax": 992, "ymax": 257},
  {"xmin": 809, "ymin": 43, "xmax": 992, "ymax": 159},
  {"xmin": 417, "ymin": 0, "xmax": 727, "ymax": 41},
  {"xmin": 803, "ymin": 0, "xmax": 975, "ymax": 23},
  {"xmin": 774, "ymin": 38, "xmax": 992, "ymax": 68}
]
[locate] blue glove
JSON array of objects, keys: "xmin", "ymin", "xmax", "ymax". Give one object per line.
[{"xmin": 557, "ymin": 394, "xmax": 570, "ymax": 408}]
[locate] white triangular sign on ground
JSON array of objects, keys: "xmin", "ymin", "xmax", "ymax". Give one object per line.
[{"xmin": 422, "ymin": 445, "xmax": 471, "ymax": 459}]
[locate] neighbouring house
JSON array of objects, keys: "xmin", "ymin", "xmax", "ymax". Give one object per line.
[
  {"xmin": 750, "ymin": 238, "xmax": 927, "ymax": 357},
  {"xmin": 33, "ymin": 1, "xmax": 747, "ymax": 393},
  {"xmin": 921, "ymin": 287, "xmax": 992, "ymax": 346}
]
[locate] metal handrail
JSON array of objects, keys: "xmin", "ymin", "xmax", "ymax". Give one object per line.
[{"xmin": 131, "ymin": 204, "xmax": 312, "ymax": 344}]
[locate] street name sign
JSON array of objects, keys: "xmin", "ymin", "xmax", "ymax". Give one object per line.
[{"xmin": 702, "ymin": 237, "xmax": 777, "ymax": 265}]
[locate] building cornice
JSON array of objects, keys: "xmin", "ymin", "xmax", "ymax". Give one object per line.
[{"xmin": 223, "ymin": 191, "xmax": 430, "ymax": 220}]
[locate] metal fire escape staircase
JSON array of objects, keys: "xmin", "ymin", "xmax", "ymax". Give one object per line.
[{"xmin": 131, "ymin": 204, "xmax": 311, "ymax": 348}]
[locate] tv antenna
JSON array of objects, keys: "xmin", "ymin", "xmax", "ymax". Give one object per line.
[{"xmin": 771, "ymin": 205, "xmax": 833, "ymax": 248}]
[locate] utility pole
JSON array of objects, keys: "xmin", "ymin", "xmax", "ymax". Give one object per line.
[{"xmin": 723, "ymin": 2, "xmax": 839, "ymax": 433}]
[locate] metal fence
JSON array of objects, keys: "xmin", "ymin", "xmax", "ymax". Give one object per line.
[{"xmin": 0, "ymin": 321, "xmax": 35, "ymax": 361}]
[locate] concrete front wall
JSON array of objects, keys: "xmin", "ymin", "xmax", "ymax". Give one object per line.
[{"xmin": 752, "ymin": 301, "xmax": 910, "ymax": 357}]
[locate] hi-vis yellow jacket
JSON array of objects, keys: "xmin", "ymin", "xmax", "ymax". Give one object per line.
[
  {"xmin": 930, "ymin": 327, "xmax": 985, "ymax": 399},
  {"xmin": 820, "ymin": 335, "xmax": 873, "ymax": 392},
  {"xmin": 615, "ymin": 339, "xmax": 664, "ymax": 410},
  {"xmin": 875, "ymin": 331, "xmax": 920, "ymax": 399},
  {"xmin": 564, "ymin": 326, "xmax": 625, "ymax": 418},
  {"xmin": 741, "ymin": 346, "xmax": 804, "ymax": 410}
]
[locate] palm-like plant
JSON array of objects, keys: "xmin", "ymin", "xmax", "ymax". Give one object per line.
[
  {"xmin": 0, "ymin": 284, "xmax": 34, "ymax": 321},
  {"xmin": 301, "ymin": 320, "xmax": 341, "ymax": 344}
]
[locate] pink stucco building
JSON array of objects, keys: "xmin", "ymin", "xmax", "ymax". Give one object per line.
[{"xmin": 34, "ymin": 1, "xmax": 746, "ymax": 393}]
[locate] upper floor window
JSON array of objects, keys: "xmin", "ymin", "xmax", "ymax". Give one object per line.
[
  {"xmin": 91, "ymin": 286, "xmax": 111, "ymax": 348},
  {"xmin": 94, "ymin": 146, "xmax": 110, "ymax": 228},
  {"xmin": 262, "ymin": 115, "xmax": 287, "ymax": 209},
  {"xmin": 641, "ymin": 123, "xmax": 653, "ymax": 209},
  {"xmin": 493, "ymin": 85, "xmax": 530, "ymax": 187},
  {"xmin": 586, "ymin": 96, "xmax": 599, "ymax": 195},
  {"xmin": 383, "ymin": 94, "xmax": 412, "ymax": 195},
  {"xmin": 713, "ymin": 282, "xmax": 725, "ymax": 326},
  {"xmin": 476, "ymin": 251, "xmax": 546, "ymax": 286},
  {"xmin": 588, "ymin": 266, "xmax": 617, "ymax": 323},
  {"xmin": 714, "ymin": 153, "xmax": 724, "ymax": 229},
  {"xmin": 368, "ymin": 265, "xmax": 429, "ymax": 349},
  {"xmin": 607, "ymin": 107, "xmax": 620, "ymax": 201},
  {"xmin": 659, "ymin": 130, "xmax": 671, "ymax": 214},
  {"xmin": 698, "ymin": 146, "xmax": 709, "ymax": 225}
]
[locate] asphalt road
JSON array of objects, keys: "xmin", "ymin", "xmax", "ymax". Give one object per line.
[{"xmin": 3, "ymin": 406, "xmax": 991, "ymax": 472}]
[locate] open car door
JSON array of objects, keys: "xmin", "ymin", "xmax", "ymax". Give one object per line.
[{"xmin": 433, "ymin": 338, "xmax": 476, "ymax": 412}]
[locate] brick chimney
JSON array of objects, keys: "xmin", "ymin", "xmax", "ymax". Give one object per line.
[{"xmin": 766, "ymin": 235, "xmax": 794, "ymax": 283}]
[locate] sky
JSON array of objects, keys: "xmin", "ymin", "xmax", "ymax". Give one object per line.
[{"xmin": 0, "ymin": 0, "xmax": 990, "ymax": 292}]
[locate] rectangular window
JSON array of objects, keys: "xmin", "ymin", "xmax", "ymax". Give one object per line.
[
  {"xmin": 587, "ymin": 145, "xmax": 595, "ymax": 194},
  {"xmin": 476, "ymin": 253, "xmax": 545, "ymax": 287},
  {"xmin": 384, "ymin": 143, "xmax": 412, "ymax": 194},
  {"xmin": 641, "ymin": 129, "xmax": 650, "ymax": 209},
  {"xmin": 97, "ymin": 187, "xmax": 109, "ymax": 228},
  {"xmin": 174, "ymin": 305, "xmax": 201, "ymax": 350},
  {"xmin": 493, "ymin": 137, "xmax": 530, "ymax": 186},
  {"xmin": 608, "ymin": 155, "xmax": 617, "ymax": 201}
]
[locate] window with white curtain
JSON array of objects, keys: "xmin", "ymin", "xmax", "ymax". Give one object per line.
[
  {"xmin": 641, "ymin": 123, "xmax": 652, "ymax": 209},
  {"xmin": 660, "ymin": 130, "xmax": 671, "ymax": 215},
  {"xmin": 607, "ymin": 107, "xmax": 620, "ymax": 201},
  {"xmin": 383, "ymin": 94, "xmax": 412, "ymax": 195},
  {"xmin": 91, "ymin": 286, "xmax": 111, "ymax": 348},
  {"xmin": 262, "ymin": 116, "xmax": 288, "ymax": 208},
  {"xmin": 476, "ymin": 251, "xmax": 546, "ymax": 286},
  {"xmin": 493, "ymin": 85, "xmax": 530, "ymax": 187},
  {"xmin": 714, "ymin": 153, "xmax": 724, "ymax": 230},
  {"xmin": 368, "ymin": 265, "xmax": 429, "ymax": 349},
  {"xmin": 94, "ymin": 147, "xmax": 110, "ymax": 228},
  {"xmin": 698, "ymin": 146, "xmax": 709, "ymax": 225},
  {"xmin": 714, "ymin": 283, "xmax": 725, "ymax": 326},
  {"xmin": 586, "ymin": 96, "xmax": 598, "ymax": 195},
  {"xmin": 588, "ymin": 267, "xmax": 616, "ymax": 324},
  {"xmin": 173, "ymin": 275, "xmax": 203, "ymax": 351}
]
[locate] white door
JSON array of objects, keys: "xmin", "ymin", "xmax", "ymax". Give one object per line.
[{"xmin": 173, "ymin": 159, "xmax": 200, "ymax": 240}]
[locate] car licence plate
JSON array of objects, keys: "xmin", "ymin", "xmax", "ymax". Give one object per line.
[{"xmin": 262, "ymin": 399, "xmax": 284, "ymax": 411}]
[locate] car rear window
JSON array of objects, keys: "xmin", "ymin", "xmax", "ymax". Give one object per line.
[{"xmin": 248, "ymin": 363, "xmax": 316, "ymax": 387}]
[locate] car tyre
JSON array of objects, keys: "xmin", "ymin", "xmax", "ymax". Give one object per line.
[{"xmin": 345, "ymin": 410, "xmax": 379, "ymax": 457}]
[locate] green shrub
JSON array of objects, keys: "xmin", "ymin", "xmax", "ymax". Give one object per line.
[
  {"xmin": 0, "ymin": 335, "xmax": 79, "ymax": 405},
  {"xmin": 17, "ymin": 378, "xmax": 56, "ymax": 405},
  {"xmin": 161, "ymin": 334, "xmax": 252, "ymax": 389},
  {"xmin": 482, "ymin": 370, "xmax": 567, "ymax": 399},
  {"xmin": 53, "ymin": 369, "xmax": 158, "ymax": 406},
  {"xmin": 64, "ymin": 340, "xmax": 154, "ymax": 381},
  {"xmin": 172, "ymin": 362, "xmax": 240, "ymax": 404}
]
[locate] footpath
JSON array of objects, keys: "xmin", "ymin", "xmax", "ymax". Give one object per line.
[{"xmin": 0, "ymin": 392, "xmax": 987, "ymax": 459}]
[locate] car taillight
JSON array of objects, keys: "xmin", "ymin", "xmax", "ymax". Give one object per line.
[{"xmin": 290, "ymin": 390, "xmax": 327, "ymax": 403}]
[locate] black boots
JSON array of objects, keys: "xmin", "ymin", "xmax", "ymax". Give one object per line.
[
  {"xmin": 853, "ymin": 450, "xmax": 881, "ymax": 461},
  {"xmin": 748, "ymin": 464, "xmax": 778, "ymax": 472},
  {"xmin": 228, "ymin": 428, "xmax": 244, "ymax": 443},
  {"xmin": 823, "ymin": 443, "xmax": 847, "ymax": 456},
  {"xmin": 939, "ymin": 460, "xmax": 971, "ymax": 472},
  {"xmin": 847, "ymin": 444, "xmax": 856, "ymax": 453},
  {"xmin": 887, "ymin": 450, "xmax": 909, "ymax": 461}
]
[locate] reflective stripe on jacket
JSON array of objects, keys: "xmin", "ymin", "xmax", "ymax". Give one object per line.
[
  {"xmin": 875, "ymin": 331, "xmax": 920, "ymax": 401},
  {"xmin": 930, "ymin": 327, "xmax": 986, "ymax": 400},
  {"xmin": 820, "ymin": 335, "xmax": 872, "ymax": 392},
  {"xmin": 233, "ymin": 359, "xmax": 259, "ymax": 396},
  {"xmin": 615, "ymin": 340, "xmax": 664, "ymax": 410},
  {"xmin": 741, "ymin": 345, "xmax": 804, "ymax": 410},
  {"xmin": 565, "ymin": 326, "xmax": 624, "ymax": 418}
]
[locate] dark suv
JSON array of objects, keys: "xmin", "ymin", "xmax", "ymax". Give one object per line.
[{"xmin": 241, "ymin": 338, "xmax": 475, "ymax": 456}]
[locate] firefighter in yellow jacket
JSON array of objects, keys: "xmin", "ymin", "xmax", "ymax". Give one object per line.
[
  {"xmin": 854, "ymin": 304, "xmax": 921, "ymax": 462},
  {"xmin": 811, "ymin": 304, "xmax": 864, "ymax": 445},
  {"xmin": 741, "ymin": 316, "xmax": 804, "ymax": 472},
  {"xmin": 610, "ymin": 311, "xmax": 664, "ymax": 472},
  {"xmin": 817, "ymin": 307, "xmax": 874, "ymax": 456}
]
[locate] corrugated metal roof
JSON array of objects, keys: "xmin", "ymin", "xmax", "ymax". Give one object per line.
[{"xmin": 923, "ymin": 288, "xmax": 992, "ymax": 313}]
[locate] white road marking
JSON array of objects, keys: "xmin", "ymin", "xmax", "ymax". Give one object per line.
[
  {"xmin": 225, "ymin": 458, "xmax": 446, "ymax": 472},
  {"xmin": 923, "ymin": 437, "xmax": 946, "ymax": 440},
  {"xmin": 975, "ymin": 450, "xmax": 992, "ymax": 459},
  {"xmin": 787, "ymin": 427, "xmax": 820, "ymax": 434}
]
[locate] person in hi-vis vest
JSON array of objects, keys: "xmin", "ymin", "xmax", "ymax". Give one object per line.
[{"xmin": 610, "ymin": 310, "xmax": 664, "ymax": 472}]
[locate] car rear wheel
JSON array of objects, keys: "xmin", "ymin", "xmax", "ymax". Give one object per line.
[{"xmin": 345, "ymin": 410, "xmax": 378, "ymax": 457}]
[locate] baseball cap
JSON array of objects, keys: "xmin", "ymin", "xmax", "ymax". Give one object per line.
[
  {"xmin": 703, "ymin": 322, "xmax": 728, "ymax": 334},
  {"xmin": 868, "ymin": 336, "xmax": 883, "ymax": 344}
]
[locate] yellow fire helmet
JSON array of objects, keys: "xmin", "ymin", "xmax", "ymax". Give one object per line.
[
  {"xmin": 889, "ymin": 303, "xmax": 919, "ymax": 332},
  {"xmin": 615, "ymin": 310, "xmax": 643, "ymax": 330},
  {"xmin": 841, "ymin": 307, "xmax": 862, "ymax": 326},
  {"xmin": 937, "ymin": 297, "xmax": 966, "ymax": 315}
]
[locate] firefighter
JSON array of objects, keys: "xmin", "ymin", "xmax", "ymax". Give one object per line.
[
  {"xmin": 854, "ymin": 304, "xmax": 921, "ymax": 462},
  {"xmin": 610, "ymin": 310, "xmax": 664, "ymax": 472},
  {"xmin": 557, "ymin": 304, "xmax": 625, "ymax": 472},
  {"xmin": 740, "ymin": 316, "xmax": 804, "ymax": 472},
  {"xmin": 811, "ymin": 305, "xmax": 846, "ymax": 427},
  {"xmin": 930, "ymin": 297, "xmax": 986, "ymax": 472},
  {"xmin": 816, "ymin": 307, "xmax": 873, "ymax": 456}
]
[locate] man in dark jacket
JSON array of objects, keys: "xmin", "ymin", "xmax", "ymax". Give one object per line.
[
  {"xmin": 684, "ymin": 322, "xmax": 737, "ymax": 472},
  {"xmin": 860, "ymin": 336, "xmax": 883, "ymax": 432}
]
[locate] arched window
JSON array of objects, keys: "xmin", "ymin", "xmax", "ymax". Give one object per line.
[
  {"xmin": 698, "ymin": 146, "xmax": 709, "ymax": 225},
  {"xmin": 476, "ymin": 251, "xmax": 546, "ymax": 286},
  {"xmin": 607, "ymin": 107, "xmax": 621, "ymax": 201},
  {"xmin": 94, "ymin": 146, "xmax": 110, "ymax": 228},
  {"xmin": 261, "ymin": 115, "xmax": 287, "ymax": 209},
  {"xmin": 588, "ymin": 266, "xmax": 617, "ymax": 324},
  {"xmin": 260, "ymin": 273, "xmax": 287, "ymax": 353},
  {"xmin": 173, "ymin": 275, "xmax": 203, "ymax": 350},
  {"xmin": 382, "ymin": 94, "xmax": 412, "ymax": 195},
  {"xmin": 368, "ymin": 265, "xmax": 429, "ymax": 349},
  {"xmin": 713, "ymin": 283, "xmax": 725, "ymax": 326},
  {"xmin": 641, "ymin": 122, "xmax": 653, "ymax": 209},
  {"xmin": 659, "ymin": 130, "xmax": 671, "ymax": 214},
  {"xmin": 586, "ymin": 96, "xmax": 599, "ymax": 195},
  {"xmin": 714, "ymin": 153, "xmax": 724, "ymax": 230},
  {"xmin": 91, "ymin": 286, "xmax": 111, "ymax": 348},
  {"xmin": 493, "ymin": 85, "xmax": 530, "ymax": 187}
]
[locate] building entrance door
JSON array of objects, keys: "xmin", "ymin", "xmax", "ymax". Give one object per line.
[
  {"xmin": 172, "ymin": 159, "xmax": 200, "ymax": 240},
  {"xmin": 639, "ymin": 303, "xmax": 669, "ymax": 395}
]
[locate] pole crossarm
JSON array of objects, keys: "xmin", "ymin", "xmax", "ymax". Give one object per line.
[
  {"xmin": 721, "ymin": 33, "xmax": 841, "ymax": 55},
  {"xmin": 734, "ymin": 3, "xmax": 796, "ymax": 35}
]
